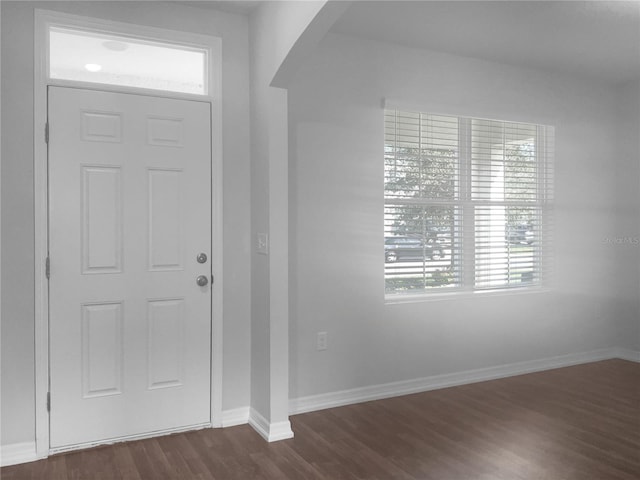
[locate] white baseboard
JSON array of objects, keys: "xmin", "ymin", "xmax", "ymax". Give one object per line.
[
  {"xmin": 0, "ymin": 441, "xmax": 39, "ymax": 467},
  {"xmin": 221, "ymin": 406, "xmax": 250, "ymax": 427},
  {"xmin": 614, "ymin": 347, "xmax": 640, "ymax": 363},
  {"xmin": 248, "ymin": 408, "xmax": 294, "ymax": 442},
  {"xmin": 289, "ymin": 347, "xmax": 627, "ymax": 415},
  {"xmin": 3, "ymin": 347, "xmax": 638, "ymax": 467}
]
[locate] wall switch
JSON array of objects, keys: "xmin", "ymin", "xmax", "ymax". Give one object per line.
[
  {"xmin": 257, "ymin": 233, "xmax": 269, "ymax": 255},
  {"xmin": 316, "ymin": 331, "xmax": 328, "ymax": 351}
]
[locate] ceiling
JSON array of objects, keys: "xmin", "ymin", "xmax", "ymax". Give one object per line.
[
  {"xmin": 176, "ymin": 0, "xmax": 262, "ymax": 15},
  {"xmin": 330, "ymin": 0, "xmax": 640, "ymax": 85}
]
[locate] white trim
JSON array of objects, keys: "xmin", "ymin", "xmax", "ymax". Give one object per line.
[
  {"xmin": 614, "ymin": 347, "xmax": 640, "ymax": 363},
  {"xmin": 48, "ymin": 423, "xmax": 211, "ymax": 456},
  {"xmin": 38, "ymin": 78, "xmax": 213, "ymax": 103},
  {"xmin": 248, "ymin": 409, "xmax": 269, "ymax": 440},
  {"xmin": 36, "ymin": 9, "xmax": 218, "ymax": 98},
  {"xmin": 289, "ymin": 348, "xmax": 622, "ymax": 415},
  {"xmin": 33, "ymin": 8, "xmax": 224, "ymax": 458},
  {"xmin": 4, "ymin": 347, "xmax": 637, "ymax": 466},
  {"xmin": 221, "ymin": 407, "xmax": 250, "ymax": 427},
  {"xmin": 248, "ymin": 409, "xmax": 294, "ymax": 442},
  {"xmin": 382, "ymin": 97, "xmax": 561, "ymax": 127},
  {"xmin": 0, "ymin": 442, "xmax": 39, "ymax": 467},
  {"xmin": 385, "ymin": 285, "xmax": 550, "ymax": 305},
  {"xmin": 210, "ymin": 52, "xmax": 224, "ymax": 431},
  {"xmin": 34, "ymin": 9, "xmax": 50, "ymax": 459}
]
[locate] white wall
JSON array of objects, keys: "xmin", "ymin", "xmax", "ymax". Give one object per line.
[
  {"xmin": 0, "ymin": 0, "xmax": 251, "ymax": 446},
  {"xmin": 251, "ymin": 0, "xmax": 325, "ymax": 87},
  {"xmin": 248, "ymin": 0, "xmax": 322, "ymax": 436},
  {"xmin": 248, "ymin": 0, "xmax": 350, "ymax": 438},
  {"xmin": 288, "ymin": 32, "xmax": 634, "ymax": 401},
  {"xmin": 614, "ymin": 79, "xmax": 640, "ymax": 350},
  {"xmin": 1, "ymin": 1, "xmax": 35, "ymax": 447}
]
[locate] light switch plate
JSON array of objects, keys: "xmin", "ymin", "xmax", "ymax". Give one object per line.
[
  {"xmin": 257, "ymin": 233, "xmax": 269, "ymax": 255},
  {"xmin": 317, "ymin": 331, "xmax": 328, "ymax": 351}
]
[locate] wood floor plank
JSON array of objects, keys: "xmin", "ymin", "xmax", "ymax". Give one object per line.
[{"xmin": 2, "ymin": 359, "xmax": 638, "ymax": 479}]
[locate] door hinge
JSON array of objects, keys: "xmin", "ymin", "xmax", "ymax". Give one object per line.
[
  {"xmin": 45, "ymin": 122, "xmax": 49, "ymax": 144},
  {"xmin": 47, "ymin": 392, "xmax": 51, "ymax": 412},
  {"xmin": 45, "ymin": 256, "xmax": 50, "ymax": 279}
]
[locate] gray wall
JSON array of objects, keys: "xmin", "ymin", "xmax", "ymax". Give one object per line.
[
  {"xmin": 1, "ymin": 1, "xmax": 35, "ymax": 447},
  {"xmin": 288, "ymin": 32, "xmax": 637, "ymax": 400},
  {"xmin": 614, "ymin": 79, "xmax": 640, "ymax": 350},
  {"xmin": 1, "ymin": 0, "xmax": 638, "ymax": 453},
  {"xmin": 1, "ymin": 0, "xmax": 251, "ymax": 446},
  {"xmin": 248, "ymin": 5, "xmax": 272, "ymax": 418}
]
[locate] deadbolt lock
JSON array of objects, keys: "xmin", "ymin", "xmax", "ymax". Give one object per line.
[{"xmin": 196, "ymin": 253, "xmax": 207, "ymax": 264}]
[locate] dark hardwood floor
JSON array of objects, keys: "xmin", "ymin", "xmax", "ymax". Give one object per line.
[{"xmin": 2, "ymin": 359, "xmax": 638, "ymax": 479}]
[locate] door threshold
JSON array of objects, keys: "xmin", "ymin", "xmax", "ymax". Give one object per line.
[{"xmin": 49, "ymin": 422, "xmax": 212, "ymax": 456}]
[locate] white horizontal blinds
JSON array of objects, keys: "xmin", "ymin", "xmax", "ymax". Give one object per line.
[
  {"xmin": 474, "ymin": 206, "xmax": 543, "ymax": 288},
  {"xmin": 384, "ymin": 111, "xmax": 462, "ymax": 292},
  {"xmin": 471, "ymin": 120, "xmax": 554, "ymax": 289},
  {"xmin": 384, "ymin": 111, "xmax": 458, "ymax": 200},
  {"xmin": 384, "ymin": 108, "xmax": 553, "ymax": 295}
]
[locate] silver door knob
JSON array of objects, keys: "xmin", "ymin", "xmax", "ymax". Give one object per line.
[{"xmin": 196, "ymin": 275, "xmax": 209, "ymax": 287}]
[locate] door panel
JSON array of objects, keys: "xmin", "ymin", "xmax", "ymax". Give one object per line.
[
  {"xmin": 48, "ymin": 86, "xmax": 212, "ymax": 448},
  {"xmin": 148, "ymin": 168, "xmax": 184, "ymax": 270},
  {"xmin": 81, "ymin": 302, "xmax": 124, "ymax": 398},
  {"xmin": 80, "ymin": 166, "xmax": 123, "ymax": 274},
  {"xmin": 147, "ymin": 298, "xmax": 185, "ymax": 390}
]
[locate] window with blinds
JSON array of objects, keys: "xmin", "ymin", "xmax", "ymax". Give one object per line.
[{"xmin": 384, "ymin": 109, "xmax": 553, "ymax": 296}]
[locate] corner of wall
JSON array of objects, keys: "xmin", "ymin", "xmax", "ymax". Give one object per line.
[
  {"xmin": 248, "ymin": 408, "xmax": 294, "ymax": 442},
  {"xmin": 0, "ymin": 442, "xmax": 39, "ymax": 468}
]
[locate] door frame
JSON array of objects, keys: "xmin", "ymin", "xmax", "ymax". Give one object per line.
[{"xmin": 34, "ymin": 9, "xmax": 224, "ymax": 458}]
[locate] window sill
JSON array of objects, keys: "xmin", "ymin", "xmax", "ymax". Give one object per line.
[{"xmin": 385, "ymin": 285, "xmax": 550, "ymax": 305}]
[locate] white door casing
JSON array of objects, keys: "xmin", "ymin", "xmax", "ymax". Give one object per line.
[{"xmin": 48, "ymin": 86, "xmax": 212, "ymax": 448}]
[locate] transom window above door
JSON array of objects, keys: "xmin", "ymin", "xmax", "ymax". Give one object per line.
[{"xmin": 49, "ymin": 27, "xmax": 208, "ymax": 95}]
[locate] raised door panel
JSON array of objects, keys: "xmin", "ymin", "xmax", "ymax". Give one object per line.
[
  {"xmin": 81, "ymin": 302, "xmax": 124, "ymax": 398},
  {"xmin": 148, "ymin": 169, "xmax": 184, "ymax": 271},
  {"xmin": 81, "ymin": 166, "xmax": 123, "ymax": 274},
  {"xmin": 147, "ymin": 116, "xmax": 184, "ymax": 147},
  {"xmin": 147, "ymin": 299, "xmax": 185, "ymax": 390},
  {"xmin": 81, "ymin": 111, "xmax": 122, "ymax": 143}
]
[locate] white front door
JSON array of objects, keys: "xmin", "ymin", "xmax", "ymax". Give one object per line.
[{"xmin": 48, "ymin": 86, "xmax": 212, "ymax": 448}]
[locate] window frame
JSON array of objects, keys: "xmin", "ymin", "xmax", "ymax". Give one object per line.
[
  {"xmin": 38, "ymin": 10, "xmax": 220, "ymax": 102},
  {"xmin": 48, "ymin": 26, "xmax": 210, "ymax": 96},
  {"xmin": 383, "ymin": 107, "xmax": 554, "ymax": 302}
]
